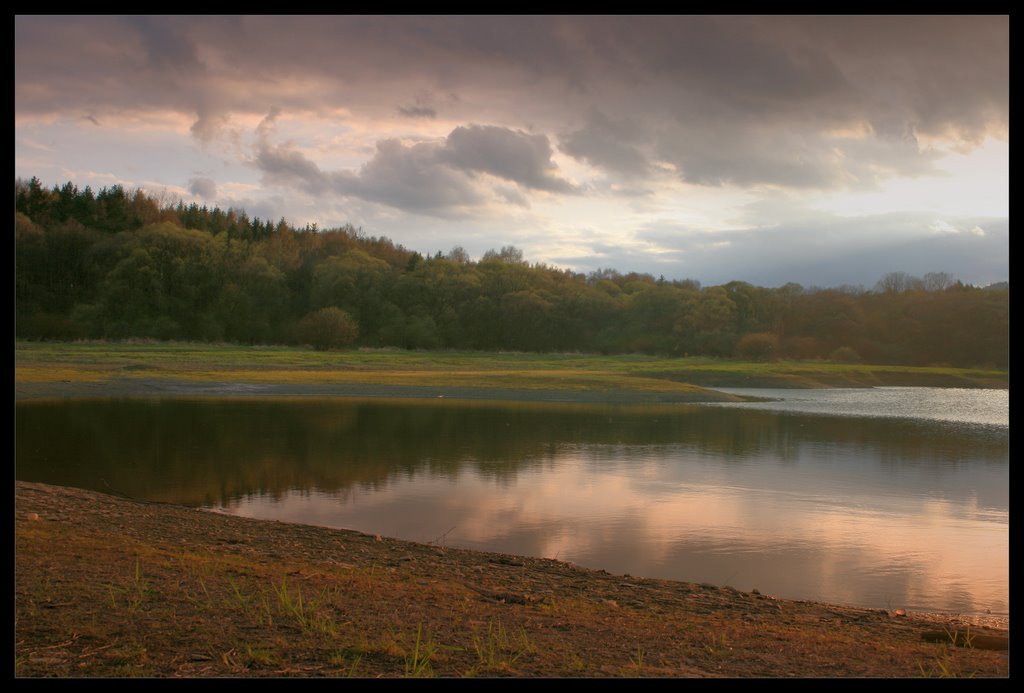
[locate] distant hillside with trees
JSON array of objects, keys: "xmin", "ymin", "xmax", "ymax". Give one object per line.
[{"xmin": 15, "ymin": 178, "xmax": 1008, "ymax": 368}]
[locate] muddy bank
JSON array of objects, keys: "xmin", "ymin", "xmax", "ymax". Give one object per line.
[
  {"xmin": 13, "ymin": 377, "xmax": 746, "ymax": 404},
  {"xmin": 15, "ymin": 482, "xmax": 1008, "ymax": 678}
]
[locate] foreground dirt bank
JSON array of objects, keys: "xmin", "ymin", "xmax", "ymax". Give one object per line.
[{"xmin": 15, "ymin": 482, "xmax": 1008, "ymax": 678}]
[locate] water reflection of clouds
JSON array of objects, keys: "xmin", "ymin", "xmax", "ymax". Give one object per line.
[
  {"xmin": 224, "ymin": 452, "xmax": 1008, "ymax": 615},
  {"xmin": 21, "ymin": 395, "xmax": 1008, "ymax": 615}
]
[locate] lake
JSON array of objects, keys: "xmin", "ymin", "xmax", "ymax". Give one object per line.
[{"xmin": 15, "ymin": 387, "xmax": 1008, "ymax": 618}]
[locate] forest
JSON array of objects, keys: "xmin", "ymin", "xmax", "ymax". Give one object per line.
[{"xmin": 15, "ymin": 178, "xmax": 1008, "ymax": 368}]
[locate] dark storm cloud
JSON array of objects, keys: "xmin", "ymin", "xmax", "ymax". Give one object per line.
[
  {"xmin": 779, "ymin": 15, "xmax": 1008, "ymax": 143},
  {"xmin": 15, "ymin": 16, "xmax": 228, "ymax": 114},
  {"xmin": 596, "ymin": 15, "xmax": 852, "ymax": 111},
  {"xmin": 560, "ymin": 111, "xmax": 651, "ymax": 176},
  {"xmin": 15, "ymin": 16, "xmax": 1008, "ymax": 193},
  {"xmin": 122, "ymin": 15, "xmax": 205, "ymax": 75},
  {"xmin": 17, "ymin": 16, "xmax": 1005, "ymax": 119}
]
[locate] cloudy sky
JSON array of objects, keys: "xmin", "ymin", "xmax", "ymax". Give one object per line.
[{"xmin": 15, "ymin": 15, "xmax": 1008, "ymax": 288}]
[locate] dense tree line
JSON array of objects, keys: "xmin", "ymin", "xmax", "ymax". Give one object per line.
[{"xmin": 15, "ymin": 178, "xmax": 1008, "ymax": 367}]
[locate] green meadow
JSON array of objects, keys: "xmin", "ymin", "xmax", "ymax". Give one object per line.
[{"xmin": 15, "ymin": 341, "xmax": 1007, "ymax": 395}]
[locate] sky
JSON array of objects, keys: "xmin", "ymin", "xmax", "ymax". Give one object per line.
[{"xmin": 14, "ymin": 15, "xmax": 1009, "ymax": 289}]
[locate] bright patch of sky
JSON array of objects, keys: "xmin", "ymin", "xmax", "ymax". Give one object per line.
[{"xmin": 816, "ymin": 137, "xmax": 1008, "ymax": 219}]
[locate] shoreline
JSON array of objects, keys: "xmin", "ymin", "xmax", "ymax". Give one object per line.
[
  {"xmin": 15, "ymin": 342, "xmax": 1009, "ymax": 405},
  {"xmin": 15, "ymin": 481, "xmax": 1009, "ymax": 677},
  {"xmin": 13, "ymin": 376, "xmax": 749, "ymax": 404},
  {"xmin": 15, "ymin": 351, "xmax": 1009, "ymax": 677}
]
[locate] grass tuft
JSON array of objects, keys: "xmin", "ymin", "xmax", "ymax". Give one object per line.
[
  {"xmin": 629, "ymin": 644, "xmax": 646, "ymax": 670},
  {"xmin": 470, "ymin": 619, "xmax": 534, "ymax": 671},
  {"xmin": 404, "ymin": 623, "xmax": 437, "ymax": 677}
]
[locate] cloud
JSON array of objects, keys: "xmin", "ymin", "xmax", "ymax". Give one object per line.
[
  {"xmin": 122, "ymin": 15, "xmax": 204, "ymax": 76},
  {"xmin": 255, "ymin": 141, "xmax": 331, "ymax": 194},
  {"xmin": 441, "ymin": 125, "xmax": 577, "ymax": 193},
  {"xmin": 17, "ymin": 17, "xmax": 1007, "ymax": 129},
  {"xmin": 610, "ymin": 16, "xmax": 852, "ymax": 113},
  {"xmin": 648, "ymin": 115, "xmax": 947, "ymax": 190},
  {"xmin": 251, "ymin": 132, "xmax": 481, "ymax": 214},
  {"xmin": 187, "ymin": 176, "xmax": 217, "ymax": 199},
  {"xmin": 623, "ymin": 213, "xmax": 1009, "ymax": 288},
  {"xmin": 190, "ymin": 111, "xmax": 231, "ymax": 144},
  {"xmin": 928, "ymin": 220, "xmax": 989, "ymax": 238},
  {"xmin": 250, "ymin": 119, "xmax": 575, "ymax": 214},
  {"xmin": 654, "ymin": 125, "xmax": 844, "ymax": 189},
  {"xmin": 15, "ymin": 16, "xmax": 1007, "ymax": 194},
  {"xmin": 560, "ymin": 110, "xmax": 651, "ymax": 176},
  {"xmin": 251, "ymin": 107, "xmax": 333, "ymax": 195},
  {"xmin": 397, "ymin": 104, "xmax": 437, "ymax": 119},
  {"xmin": 17, "ymin": 137, "xmax": 54, "ymax": 153},
  {"xmin": 338, "ymin": 139, "xmax": 483, "ymax": 213},
  {"xmin": 494, "ymin": 185, "xmax": 529, "ymax": 207},
  {"xmin": 927, "ymin": 220, "xmax": 959, "ymax": 235},
  {"xmin": 398, "ymin": 90, "xmax": 449, "ymax": 119}
]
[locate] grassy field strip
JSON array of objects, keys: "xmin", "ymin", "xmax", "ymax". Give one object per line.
[
  {"xmin": 15, "ymin": 343, "xmax": 673, "ymax": 371},
  {"xmin": 15, "ymin": 342, "xmax": 1007, "ymax": 390},
  {"xmin": 15, "ymin": 364, "xmax": 119, "ymax": 382}
]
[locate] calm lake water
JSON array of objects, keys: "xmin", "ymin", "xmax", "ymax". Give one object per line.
[{"xmin": 15, "ymin": 387, "xmax": 1008, "ymax": 617}]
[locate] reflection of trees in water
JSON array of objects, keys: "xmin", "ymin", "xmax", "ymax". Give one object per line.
[{"xmin": 16, "ymin": 399, "xmax": 1008, "ymax": 506}]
